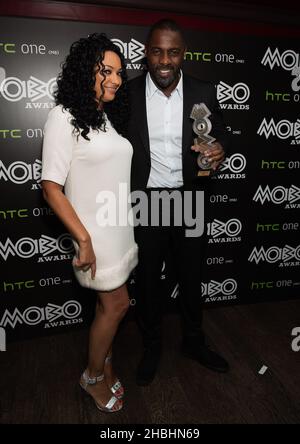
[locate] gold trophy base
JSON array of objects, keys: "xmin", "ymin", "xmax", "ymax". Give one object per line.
[{"xmin": 197, "ymin": 170, "xmax": 212, "ymax": 177}]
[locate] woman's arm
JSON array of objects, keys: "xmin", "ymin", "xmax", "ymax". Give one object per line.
[{"xmin": 42, "ymin": 180, "xmax": 96, "ymax": 279}]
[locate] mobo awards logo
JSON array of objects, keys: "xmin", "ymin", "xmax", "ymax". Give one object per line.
[
  {"xmin": 0, "ymin": 233, "xmax": 74, "ymax": 263},
  {"xmin": 248, "ymin": 244, "xmax": 300, "ymax": 267},
  {"xmin": 0, "ymin": 67, "xmax": 56, "ymax": 108},
  {"xmin": 207, "ymin": 218, "xmax": 242, "ymax": 243},
  {"xmin": 253, "ymin": 184, "xmax": 300, "ymax": 209},
  {"xmin": 257, "ymin": 118, "xmax": 300, "ymax": 145},
  {"xmin": 0, "ymin": 300, "xmax": 82, "ymax": 331},
  {"xmin": 0, "ymin": 159, "xmax": 42, "ymax": 189},
  {"xmin": 111, "ymin": 38, "xmax": 145, "ymax": 70},
  {"xmin": 201, "ymin": 278, "xmax": 238, "ymax": 303},
  {"xmin": 214, "ymin": 153, "xmax": 246, "ymax": 179},
  {"xmin": 217, "ymin": 81, "xmax": 250, "ymax": 110},
  {"xmin": 261, "ymin": 47, "xmax": 300, "ymax": 92}
]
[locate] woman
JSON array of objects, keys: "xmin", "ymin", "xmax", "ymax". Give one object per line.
[{"xmin": 41, "ymin": 33, "xmax": 138, "ymax": 413}]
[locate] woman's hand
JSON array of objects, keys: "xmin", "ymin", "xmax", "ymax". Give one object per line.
[{"xmin": 73, "ymin": 238, "xmax": 97, "ymax": 280}]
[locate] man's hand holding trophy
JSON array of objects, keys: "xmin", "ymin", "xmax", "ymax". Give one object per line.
[{"xmin": 190, "ymin": 103, "xmax": 225, "ymax": 177}]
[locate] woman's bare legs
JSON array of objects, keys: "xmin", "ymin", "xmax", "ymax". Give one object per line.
[
  {"xmin": 104, "ymin": 345, "xmax": 115, "ymax": 389},
  {"xmin": 81, "ymin": 284, "xmax": 129, "ymax": 409}
]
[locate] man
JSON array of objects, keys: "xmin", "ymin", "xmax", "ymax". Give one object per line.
[{"xmin": 128, "ymin": 19, "xmax": 229, "ymax": 386}]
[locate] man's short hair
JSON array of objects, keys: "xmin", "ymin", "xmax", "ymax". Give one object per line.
[{"xmin": 146, "ymin": 19, "xmax": 186, "ymax": 46}]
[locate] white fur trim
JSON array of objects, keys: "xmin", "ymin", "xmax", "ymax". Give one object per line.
[{"xmin": 73, "ymin": 244, "xmax": 138, "ymax": 291}]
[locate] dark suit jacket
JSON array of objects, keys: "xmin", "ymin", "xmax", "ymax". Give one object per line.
[{"xmin": 128, "ymin": 73, "xmax": 229, "ymax": 192}]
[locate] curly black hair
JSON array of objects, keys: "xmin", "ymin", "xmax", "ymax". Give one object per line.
[{"xmin": 54, "ymin": 33, "xmax": 129, "ymax": 140}]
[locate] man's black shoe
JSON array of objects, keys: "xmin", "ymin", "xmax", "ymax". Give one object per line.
[
  {"xmin": 136, "ymin": 347, "xmax": 161, "ymax": 386},
  {"xmin": 182, "ymin": 343, "xmax": 229, "ymax": 373}
]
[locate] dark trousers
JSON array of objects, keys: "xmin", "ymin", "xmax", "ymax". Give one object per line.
[{"xmin": 134, "ymin": 187, "xmax": 208, "ymax": 349}]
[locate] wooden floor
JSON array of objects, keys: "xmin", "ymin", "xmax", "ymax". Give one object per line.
[{"xmin": 1, "ymin": 299, "xmax": 300, "ymax": 424}]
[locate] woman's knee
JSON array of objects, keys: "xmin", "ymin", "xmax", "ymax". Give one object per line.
[
  {"xmin": 113, "ymin": 296, "xmax": 130, "ymax": 318},
  {"xmin": 98, "ymin": 290, "xmax": 130, "ymax": 319}
]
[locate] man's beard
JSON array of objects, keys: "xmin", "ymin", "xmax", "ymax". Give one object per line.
[{"xmin": 151, "ymin": 66, "xmax": 179, "ymax": 89}]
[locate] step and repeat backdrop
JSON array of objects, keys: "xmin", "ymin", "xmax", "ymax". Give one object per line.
[{"xmin": 0, "ymin": 16, "xmax": 299, "ymax": 341}]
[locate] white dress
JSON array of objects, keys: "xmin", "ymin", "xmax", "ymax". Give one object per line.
[{"xmin": 41, "ymin": 105, "xmax": 138, "ymax": 291}]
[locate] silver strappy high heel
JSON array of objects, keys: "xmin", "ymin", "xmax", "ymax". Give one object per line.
[
  {"xmin": 79, "ymin": 370, "xmax": 122, "ymax": 413},
  {"xmin": 105, "ymin": 355, "xmax": 124, "ymax": 399}
]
